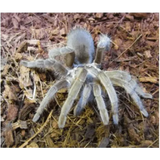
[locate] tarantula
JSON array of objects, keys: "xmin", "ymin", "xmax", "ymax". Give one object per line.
[{"xmin": 20, "ymin": 27, "xmax": 152, "ymax": 128}]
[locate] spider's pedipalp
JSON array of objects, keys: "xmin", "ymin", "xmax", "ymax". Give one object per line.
[
  {"xmin": 20, "ymin": 59, "xmax": 68, "ymax": 76},
  {"xmin": 58, "ymin": 68, "xmax": 88, "ymax": 128},
  {"xmin": 74, "ymin": 83, "xmax": 92, "ymax": 116},
  {"xmin": 98, "ymin": 71, "xmax": 119, "ymax": 124},
  {"xmin": 49, "ymin": 46, "xmax": 75, "ymax": 68},
  {"xmin": 94, "ymin": 34, "xmax": 111, "ymax": 64},
  {"xmin": 32, "ymin": 79, "xmax": 70, "ymax": 122},
  {"xmin": 97, "ymin": 34, "xmax": 111, "ymax": 49},
  {"xmin": 49, "ymin": 46, "xmax": 74, "ymax": 58},
  {"xmin": 93, "ymin": 83, "xmax": 109, "ymax": 125}
]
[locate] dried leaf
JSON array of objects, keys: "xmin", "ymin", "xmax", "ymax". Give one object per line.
[
  {"xmin": 125, "ymin": 21, "xmax": 131, "ymax": 32},
  {"xmin": 1, "ymin": 64, "xmax": 10, "ymax": 75},
  {"xmin": 3, "ymin": 85, "xmax": 17, "ymax": 101},
  {"xmin": 12, "ymin": 18, "xmax": 19, "ymax": 29},
  {"xmin": 125, "ymin": 14, "xmax": 134, "ymax": 21},
  {"xmin": 27, "ymin": 39, "xmax": 40, "ymax": 46},
  {"xmin": 96, "ymin": 13, "xmax": 103, "ymax": 18},
  {"xmin": 144, "ymin": 50, "xmax": 152, "ymax": 58},
  {"xmin": 16, "ymin": 41, "xmax": 28, "ymax": 53},
  {"xmin": 7, "ymin": 104, "xmax": 18, "ymax": 121},
  {"xmin": 27, "ymin": 46, "xmax": 37, "ymax": 52},
  {"xmin": 14, "ymin": 52, "xmax": 23, "ymax": 61},
  {"xmin": 128, "ymin": 124, "xmax": 140, "ymax": 143},
  {"xmin": 60, "ymin": 28, "xmax": 66, "ymax": 36},
  {"xmin": 26, "ymin": 142, "xmax": 39, "ymax": 148},
  {"xmin": 38, "ymin": 73, "xmax": 46, "ymax": 81},
  {"xmin": 18, "ymin": 66, "xmax": 32, "ymax": 89},
  {"xmin": 74, "ymin": 14, "xmax": 80, "ymax": 20},
  {"xmin": 88, "ymin": 17, "xmax": 95, "ymax": 21},
  {"xmin": 140, "ymin": 140, "xmax": 153, "ymax": 147},
  {"xmin": 4, "ymin": 123, "xmax": 14, "ymax": 147},
  {"xmin": 42, "ymin": 14, "xmax": 54, "ymax": 23},
  {"xmin": 45, "ymin": 135, "xmax": 55, "ymax": 147},
  {"xmin": 12, "ymin": 120, "xmax": 27, "ymax": 130},
  {"xmin": 113, "ymin": 38, "xmax": 123, "ymax": 50},
  {"xmin": 14, "ymin": 13, "xmax": 21, "ymax": 22},
  {"xmin": 19, "ymin": 104, "xmax": 35, "ymax": 120},
  {"xmin": 139, "ymin": 77, "xmax": 158, "ymax": 84},
  {"xmin": 23, "ymin": 88, "xmax": 36, "ymax": 101},
  {"xmin": 21, "ymin": 130, "xmax": 26, "ymax": 137},
  {"xmin": 51, "ymin": 28, "xmax": 59, "ymax": 35}
]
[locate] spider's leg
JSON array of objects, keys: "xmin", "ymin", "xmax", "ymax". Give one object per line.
[
  {"xmin": 73, "ymin": 83, "xmax": 92, "ymax": 116},
  {"xmin": 86, "ymin": 65, "xmax": 118, "ymax": 124},
  {"xmin": 49, "ymin": 46, "xmax": 75, "ymax": 68},
  {"xmin": 94, "ymin": 34, "xmax": 111, "ymax": 65},
  {"xmin": 97, "ymin": 71, "xmax": 119, "ymax": 124},
  {"xmin": 58, "ymin": 68, "xmax": 88, "ymax": 128},
  {"xmin": 105, "ymin": 71, "xmax": 152, "ymax": 117},
  {"xmin": 32, "ymin": 79, "xmax": 70, "ymax": 122},
  {"xmin": 105, "ymin": 70, "xmax": 152, "ymax": 99},
  {"xmin": 134, "ymin": 83, "xmax": 152, "ymax": 99},
  {"xmin": 93, "ymin": 83, "xmax": 109, "ymax": 125},
  {"xmin": 20, "ymin": 59, "xmax": 68, "ymax": 76},
  {"xmin": 105, "ymin": 70, "xmax": 132, "ymax": 82}
]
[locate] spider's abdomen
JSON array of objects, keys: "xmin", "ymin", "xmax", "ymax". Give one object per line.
[{"xmin": 67, "ymin": 27, "xmax": 95, "ymax": 65}]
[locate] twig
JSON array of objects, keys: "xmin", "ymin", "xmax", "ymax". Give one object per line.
[
  {"xmin": 114, "ymin": 34, "xmax": 142, "ymax": 61},
  {"xmin": 19, "ymin": 110, "xmax": 53, "ymax": 148},
  {"xmin": 152, "ymin": 88, "xmax": 159, "ymax": 96},
  {"xmin": 147, "ymin": 138, "xmax": 159, "ymax": 148}
]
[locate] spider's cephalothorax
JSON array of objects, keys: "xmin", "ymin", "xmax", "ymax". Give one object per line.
[{"xmin": 20, "ymin": 27, "xmax": 152, "ymax": 128}]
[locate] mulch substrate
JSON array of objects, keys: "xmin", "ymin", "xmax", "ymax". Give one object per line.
[{"xmin": 1, "ymin": 13, "xmax": 159, "ymax": 148}]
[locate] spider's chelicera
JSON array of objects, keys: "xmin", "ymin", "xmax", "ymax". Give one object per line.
[{"xmin": 20, "ymin": 27, "xmax": 152, "ymax": 128}]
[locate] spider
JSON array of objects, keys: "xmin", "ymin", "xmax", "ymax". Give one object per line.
[{"xmin": 20, "ymin": 27, "xmax": 152, "ymax": 128}]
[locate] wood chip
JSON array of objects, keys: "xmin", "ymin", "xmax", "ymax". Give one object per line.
[
  {"xmin": 144, "ymin": 50, "xmax": 152, "ymax": 58},
  {"xmin": 139, "ymin": 77, "xmax": 158, "ymax": 84}
]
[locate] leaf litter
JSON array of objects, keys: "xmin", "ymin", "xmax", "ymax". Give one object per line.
[{"xmin": 1, "ymin": 13, "xmax": 159, "ymax": 148}]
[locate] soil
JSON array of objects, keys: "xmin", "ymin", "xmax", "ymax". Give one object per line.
[{"xmin": 1, "ymin": 13, "xmax": 159, "ymax": 148}]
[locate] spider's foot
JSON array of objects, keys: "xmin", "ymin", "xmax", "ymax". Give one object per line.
[
  {"xmin": 58, "ymin": 114, "xmax": 67, "ymax": 129},
  {"xmin": 140, "ymin": 109, "xmax": 149, "ymax": 117},
  {"xmin": 113, "ymin": 114, "xmax": 119, "ymax": 125},
  {"xmin": 32, "ymin": 114, "xmax": 40, "ymax": 122},
  {"xmin": 73, "ymin": 105, "xmax": 83, "ymax": 116},
  {"xmin": 143, "ymin": 93, "xmax": 153, "ymax": 99}
]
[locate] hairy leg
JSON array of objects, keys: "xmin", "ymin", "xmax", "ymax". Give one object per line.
[
  {"xmin": 58, "ymin": 68, "xmax": 88, "ymax": 128},
  {"xmin": 105, "ymin": 71, "xmax": 152, "ymax": 117},
  {"xmin": 32, "ymin": 79, "xmax": 70, "ymax": 122},
  {"xmin": 94, "ymin": 34, "xmax": 111, "ymax": 65},
  {"xmin": 86, "ymin": 65, "xmax": 119, "ymax": 124},
  {"xmin": 98, "ymin": 71, "xmax": 119, "ymax": 124},
  {"xmin": 73, "ymin": 83, "xmax": 92, "ymax": 116},
  {"xmin": 93, "ymin": 83, "xmax": 109, "ymax": 125},
  {"xmin": 105, "ymin": 70, "xmax": 152, "ymax": 99},
  {"xmin": 20, "ymin": 59, "xmax": 68, "ymax": 76},
  {"xmin": 49, "ymin": 46, "xmax": 75, "ymax": 68}
]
